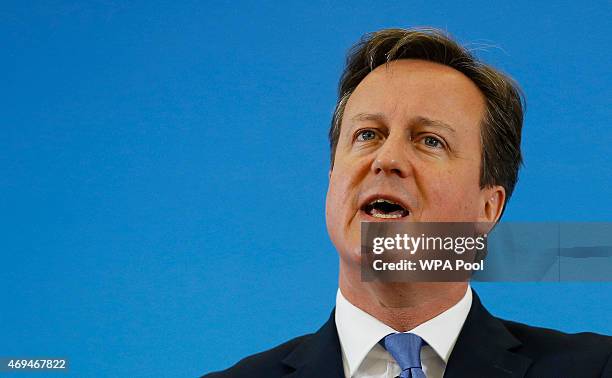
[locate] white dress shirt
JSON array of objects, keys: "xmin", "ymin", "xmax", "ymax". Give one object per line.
[{"xmin": 335, "ymin": 286, "xmax": 472, "ymax": 378}]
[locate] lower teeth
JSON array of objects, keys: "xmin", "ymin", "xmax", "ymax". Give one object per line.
[{"xmin": 371, "ymin": 213, "xmax": 402, "ymax": 219}]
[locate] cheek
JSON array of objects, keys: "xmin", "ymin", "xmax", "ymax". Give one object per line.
[
  {"xmin": 326, "ymin": 169, "xmax": 363, "ymax": 263},
  {"xmin": 325, "ymin": 173, "xmax": 347, "ymax": 232},
  {"xmin": 325, "ymin": 175, "xmax": 349, "ymax": 255},
  {"xmin": 421, "ymin": 169, "xmax": 480, "ymax": 216},
  {"xmin": 326, "ymin": 169, "xmax": 353, "ymax": 216},
  {"xmin": 325, "ymin": 162, "xmax": 364, "ymax": 232}
]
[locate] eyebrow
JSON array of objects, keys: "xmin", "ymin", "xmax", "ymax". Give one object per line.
[
  {"xmin": 350, "ymin": 112, "xmax": 387, "ymax": 123},
  {"xmin": 413, "ymin": 116, "xmax": 456, "ymax": 133},
  {"xmin": 349, "ymin": 113, "xmax": 456, "ymax": 133}
]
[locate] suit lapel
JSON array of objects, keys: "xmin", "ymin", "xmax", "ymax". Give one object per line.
[
  {"xmin": 443, "ymin": 290, "xmax": 532, "ymax": 378},
  {"xmin": 281, "ymin": 310, "xmax": 345, "ymax": 378}
]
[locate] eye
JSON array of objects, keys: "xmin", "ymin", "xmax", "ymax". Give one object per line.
[
  {"xmin": 422, "ymin": 135, "xmax": 444, "ymax": 149},
  {"xmin": 356, "ymin": 129, "xmax": 378, "ymax": 142}
]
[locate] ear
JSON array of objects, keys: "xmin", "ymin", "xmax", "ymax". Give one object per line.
[{"xmin": 479, "ymin": 185, "xmax": 506, "ymax": 224}]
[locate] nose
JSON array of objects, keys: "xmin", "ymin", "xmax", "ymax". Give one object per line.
[{"xmin": 371, "ymin": 135, "xmax": 411, "ymax": 178}]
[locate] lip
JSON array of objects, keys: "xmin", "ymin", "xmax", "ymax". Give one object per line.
[{"xmin": 358, "ymin": 193, "xmax": 413, "ymax": 221}]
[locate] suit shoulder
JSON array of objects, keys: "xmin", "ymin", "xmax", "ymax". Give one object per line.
[
  {"xmin": 201, "ymin": 333, "xmax": 312, "ymax": 378},
  {"xmin": 499, "ymin": 319, "xmax": 612, "ymax": 376},
  {"xmin": 501, "ymin": 318, "xmax": 612, "ymax": 354}
]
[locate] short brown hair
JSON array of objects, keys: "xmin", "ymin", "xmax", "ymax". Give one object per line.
[{"xmin": 329, "ymin": 27, "xmax": 525, "ymax": 211}]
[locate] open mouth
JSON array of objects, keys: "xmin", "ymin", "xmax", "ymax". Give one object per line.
[{"xmin": 362, "ymin": 198, "xmax": 410, "ymax": 219}]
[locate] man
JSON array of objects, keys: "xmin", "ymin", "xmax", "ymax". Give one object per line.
[{"xmin": 204, "ymin": 27, "xmax": 612, "ymax": 377}]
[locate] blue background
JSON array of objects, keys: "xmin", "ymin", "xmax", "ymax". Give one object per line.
[{"xmin": 2, "ymin": 1, "xmax": 611, "ymax": 377}]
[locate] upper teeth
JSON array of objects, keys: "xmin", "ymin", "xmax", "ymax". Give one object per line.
[{"xmin": 369, "ymin": 198, "xmax": 399, "ymax": 206}]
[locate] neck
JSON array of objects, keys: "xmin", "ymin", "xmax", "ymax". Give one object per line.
[{"xmin": 339, "ymin": 261, "xmax": 468, "ymax": 332}]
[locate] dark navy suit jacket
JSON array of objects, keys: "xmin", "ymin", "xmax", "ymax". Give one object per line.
[{"xmin": 203, "ymin": 290, "xmax": 612, "ymax": 377}]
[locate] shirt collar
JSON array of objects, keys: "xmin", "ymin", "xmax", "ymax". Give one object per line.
[{"xmin": 335, "ymin": 285, "xmax": 472, "ymax": 376}]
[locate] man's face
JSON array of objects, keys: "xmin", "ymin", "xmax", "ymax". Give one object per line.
[{"xmin": 326, "ymin": 59, "xmax": 503, "ymax": 265}]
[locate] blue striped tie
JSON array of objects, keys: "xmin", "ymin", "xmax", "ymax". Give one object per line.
[{"xmin": 382, "ymin": 333, "xmax": 426, "ymax": 378}]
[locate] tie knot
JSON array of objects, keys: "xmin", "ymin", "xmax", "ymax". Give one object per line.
[{"xmin": 382, "ymin": 333, "xmax": 424, "ymax": 371}]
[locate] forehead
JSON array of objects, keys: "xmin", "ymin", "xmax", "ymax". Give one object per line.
[{"xmin": 344, "ymin": 59, "xmax": 486, "ymax": 132}]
